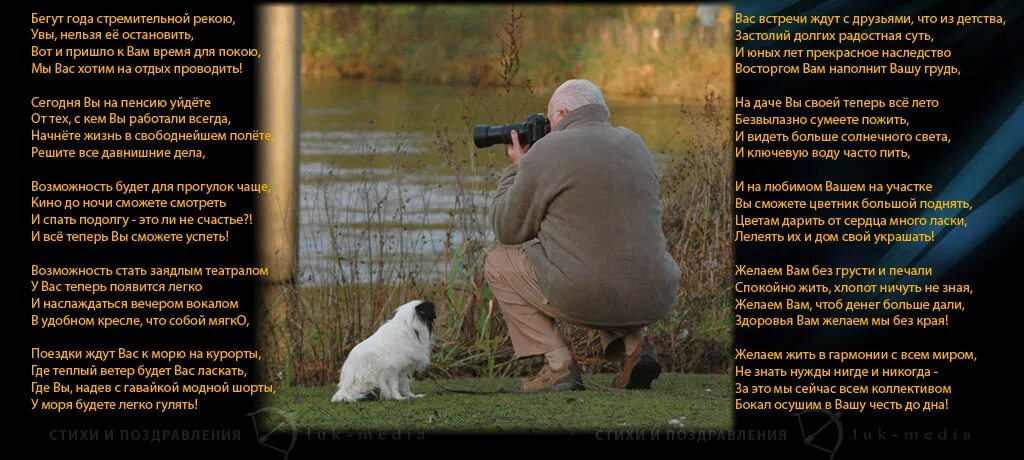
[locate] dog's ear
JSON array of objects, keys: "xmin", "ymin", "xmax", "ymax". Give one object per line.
[
  {"xmin": 415, "ymin": 300, "xmax": 436, "ymax": 333},
  {"xmin": 415, "ymin": 300, "xmax": 436, "ymax": 320}
]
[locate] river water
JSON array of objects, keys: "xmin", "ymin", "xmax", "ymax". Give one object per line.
[{"xmin": 298, "ymin": 78, "xmax": 694, "ymax": 285}]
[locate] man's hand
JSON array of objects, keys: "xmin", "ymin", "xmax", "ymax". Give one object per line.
[{"xmin": 506, "ymin": 129, "xmax": 530, "ymax": 165}]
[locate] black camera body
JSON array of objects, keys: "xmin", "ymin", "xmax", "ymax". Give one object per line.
[{"xmin": 473, "ymin": 113, "xmax": 551, "ymax": 148}]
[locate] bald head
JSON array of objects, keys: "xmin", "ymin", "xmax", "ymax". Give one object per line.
[
  {"xmin": 547, "ymin": 79, "xmax": 607, "ymax": 129},
  {"xmin": 549, "ymin": 79, "xmax": 607, "ymax": 114}
]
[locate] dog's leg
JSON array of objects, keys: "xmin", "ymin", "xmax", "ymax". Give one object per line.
[
  {"xmin": 378, "ymin": 370, "xmax": 405, "ymax": 401},
  {"xmin": 400, "ymin": 370, "xmax": 424, "ymax": 398},
  {"xmin": 398, "ymin": 374, "xmax": 413, "ymax": 397},
  {"xmin": 387, "ymin": 373, "xmax": 406, "ymax": 401},
  {"xmin": 376, "ymin": 374, "xmax": 395, "ymax": 400}
]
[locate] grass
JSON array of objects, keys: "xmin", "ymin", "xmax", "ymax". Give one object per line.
[{"xmin": 264, "ymin": 373, "xmax": 731, "ymax": 433}]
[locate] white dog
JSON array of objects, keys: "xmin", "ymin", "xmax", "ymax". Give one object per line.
[{"xmin": 330, "ymin": 300, "xmax": 436, "ymax": 402}]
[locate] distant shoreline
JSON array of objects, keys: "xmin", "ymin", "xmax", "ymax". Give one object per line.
[{"xmin": 300, "ymin": 5, "xmax": 732, "ymax": 100}]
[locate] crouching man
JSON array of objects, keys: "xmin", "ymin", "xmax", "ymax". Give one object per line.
[{"xmin": 484, "ymin": 79, "xmax": 681, "ymax": 392}]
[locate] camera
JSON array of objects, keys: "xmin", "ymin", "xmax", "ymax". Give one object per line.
[{"xmin": 473, "ymin": 113, "xmax": 551, "ymax": 148}]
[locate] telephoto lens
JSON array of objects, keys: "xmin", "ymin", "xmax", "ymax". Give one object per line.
[{"xmin": 473, "ymin": 113, "xmax": 550, "ymax": 148}]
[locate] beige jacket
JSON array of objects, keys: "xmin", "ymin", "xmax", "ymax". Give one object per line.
[{"xmin": 490, "ymin": 104, "xmax": 680, "ymax": 328}]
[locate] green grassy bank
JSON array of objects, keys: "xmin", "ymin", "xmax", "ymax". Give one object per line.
[{"xmin": 264, "ymin": 373, "xmax": 731, "ymax": 432}]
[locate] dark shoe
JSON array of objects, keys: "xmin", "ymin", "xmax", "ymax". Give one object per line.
[
  {"xmin": 612, "ymin": 342, "xmax": 661, "ymax": 389},
  {"xmin": 520, "ymin": 361, "xmax": 585, "ymax": 393}
]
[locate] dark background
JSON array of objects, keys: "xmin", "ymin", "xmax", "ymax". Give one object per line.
[
  {"xmin": 19, "ymin": 1, "xmax": 1021, "ymax": 457},
  {"xmin": 20, "ymin": 2, "xmax": 261, "ymax": 456},
  {"xmin": 733, "ymin": 0, "xmax": 1022, "ymax": 457}
]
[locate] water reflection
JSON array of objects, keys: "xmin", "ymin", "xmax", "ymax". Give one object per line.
[{"xmin": 299, "ymin": 78, "xmax": 693, "ymax": 284}]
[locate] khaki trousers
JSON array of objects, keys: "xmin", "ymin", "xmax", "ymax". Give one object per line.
[{"xmin": 483, "ymin": 244, "xmax": 643, "ymax": 361}]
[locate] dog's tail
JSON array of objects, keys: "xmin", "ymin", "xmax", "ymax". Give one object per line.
[
  {"xmin": 330, "ymin": 385, "xmax": 355, "ymax": 403},
  {"xmin": 331, "ymin": 381, "xmax": 360, "ymax": 401},
  {"xmin": 331, "ymin": 366, "xmax": 378, "ymax": 403},
  {"xmin": 330, "ymin": 369, "xmax": 357, "ymax": 403},
  {"xmin": 331, "ymin": 383, "xmax": 380, "ymax": 402}
]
